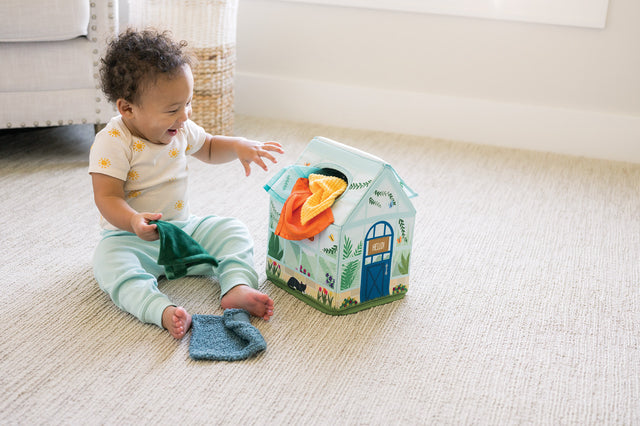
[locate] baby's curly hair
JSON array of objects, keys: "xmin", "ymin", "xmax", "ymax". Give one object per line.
[{"xmin": 100, "ymin": 28, "xmax": 194, "ymax": 104}]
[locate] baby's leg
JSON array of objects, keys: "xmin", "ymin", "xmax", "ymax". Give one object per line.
[
  {"xmin": 221, "ymin": 285, "xmax": 274, "ymax": 320},
  {"xmin": 162, "ymin": 306, "xmax": 192, "ymax": 339},
  {"xmin": 93, "ymin": 233, "xmax": 173, "ymax": 331},
  {"xmin": 192, "ymin": 216, "xmax": 274, "ymax": 320}
]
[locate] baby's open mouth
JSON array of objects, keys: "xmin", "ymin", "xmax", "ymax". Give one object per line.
[{"xmin": 167, "ymin": 129, "xmax": 178, "ymax": 136}]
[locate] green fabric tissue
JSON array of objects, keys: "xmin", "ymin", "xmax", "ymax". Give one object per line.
[{"xmin": 151, "ymin": 220, "xmax": 218, "ymax": 280}]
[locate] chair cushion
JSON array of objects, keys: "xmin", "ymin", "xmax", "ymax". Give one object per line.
[
  {"xmin": 0, "ymin": 39, "xmax": 93, "ymax": 92},
  {"xmin": 0, "ymin": 0, "xmax": 90, "ymax": 42}
]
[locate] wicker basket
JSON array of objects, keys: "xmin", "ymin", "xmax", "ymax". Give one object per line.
[{"xmin": 128, "ymin": 0, "xmax": 238, "ymax": 135}]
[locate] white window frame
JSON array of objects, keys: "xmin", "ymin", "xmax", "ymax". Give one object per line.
[{"xmin": 276, "ymin": 0, "xmax": 610, "ymax": 29}]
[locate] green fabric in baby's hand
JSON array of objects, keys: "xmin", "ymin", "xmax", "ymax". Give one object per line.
[{"xmin": 151, "ymin": 220, "xmax": 218, "ymax": 279}]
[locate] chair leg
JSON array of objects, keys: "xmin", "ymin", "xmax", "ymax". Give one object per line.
[{"xmin": 94, "ymin": 123, "xmax": 107, "ymax": 134}]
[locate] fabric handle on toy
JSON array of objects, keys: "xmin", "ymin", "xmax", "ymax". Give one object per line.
[{"xmin": 388, "ymin": 165, "xmax": 418, "ymax": 198}]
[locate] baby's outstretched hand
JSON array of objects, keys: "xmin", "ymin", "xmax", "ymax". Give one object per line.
[
  {"xmin": 131, "ymin": 212, "xmax": 162, "ymax": 241},
  {"xmin": 236, "ymin": 139, "xmax": 284, "ymax": 176}
]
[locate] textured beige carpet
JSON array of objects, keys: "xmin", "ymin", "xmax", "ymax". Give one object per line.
[{"xmin": 1, "ymin": 115, "xmax": 638, "ymax": 424}]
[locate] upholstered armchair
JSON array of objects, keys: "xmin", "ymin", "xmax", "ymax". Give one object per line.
[{"xmin": 0, "ymin": 0, "xmax": 120, "ymax": 131}]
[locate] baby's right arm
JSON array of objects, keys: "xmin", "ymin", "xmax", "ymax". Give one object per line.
[{"xmin": 91, "ymin": 173, "xmax": 162, "ymax": 241}]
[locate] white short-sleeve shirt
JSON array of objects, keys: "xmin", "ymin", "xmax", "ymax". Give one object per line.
[{"xmin": 89, "ymin": 115, "xmax": 207, "ymax": 230}]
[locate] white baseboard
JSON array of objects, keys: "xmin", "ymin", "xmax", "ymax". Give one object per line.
[{"xmin": 235, "ymin": 72, "xmax": 640, "ymax": 163}]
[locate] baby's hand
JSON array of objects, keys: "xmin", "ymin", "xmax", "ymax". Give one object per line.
[
  {"xmin": 236, "ymin": 139, "xmax": 284, "ymax": 176},
  {"xmin": 131, "ymin": 212, "xmax": 162, "ymax": 241}
]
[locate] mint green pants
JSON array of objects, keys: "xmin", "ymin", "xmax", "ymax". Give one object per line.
[{"xmin": 93, "ymin": 215, "xmax": 258, "ymax": 328}]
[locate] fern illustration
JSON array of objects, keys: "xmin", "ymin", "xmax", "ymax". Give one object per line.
[
  {"xmin": 374, "ymin": 190, "xmax": 396, "ymax": 206},
  {"xmin": 281, "ymin": 174, "xmax": 291, "ymax": 190},
  {"xmin": 342, "ymin": 237, "xmax": 353, "ymax": 259},
  {"xmin": 398, "ymin": 218, "xmax": 407, "ymax": 242},
  {"xmin": 348, "ymin": 180, "xmax": 371, "ymax": 191},
  {"xmin": 322, "ymin": 244, "xmax": 338, "ymax": 256},
  {"xmin": 340, "ymin": 237, "xmax": 362, "ymax": 290},
  {"xmin": 368, "ymin": 197, "xmax": 382, "ymax": 208},
  {"xmin": 354, "ymin": 240, "xmax": 363, "ymax": 257},
  {"xmin": 269, "ymin": 201, "xmax": 280, "ymax": 229},
  {"xmin": 341, "ymin": 259, "xmax": 360, "ymax": 291},
  {"xmin": 342, "ymin": 237, "xmax": 363, "ymax": 260}
]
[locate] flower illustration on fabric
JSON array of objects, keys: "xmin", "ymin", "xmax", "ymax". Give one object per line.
[
  {"xmin": 174, "ymin": 200, "xmax": 184, "ymax": 210},
  {"xmin": 127, "ymin": 170, "xmax": 139, "ymax": 181},
  {"xmin": 98, "ymin": 158, "xmax": 111, "ymax": 168},
  {"xmin": 132, "ymin": 140, "xmax": 146, "ymax": 152},
  {"xmin": 186, "ymin": 143, "xmax": 193, "ymax": 153},
  {"xmin": 107, "ymin": 128, "xmax": 121, "ymax": 138},
  {"xmin": 127, "ymin": 190, "xmax": 141, "ymax": 199},
  {"xmin": 169, "ymin": 148, "xmax": 179, "ymax": 159}
]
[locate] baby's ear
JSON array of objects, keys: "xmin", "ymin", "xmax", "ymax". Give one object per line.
[{"xmin": 116, "ymin": 98, "xmax": 134, "ymax": 117}]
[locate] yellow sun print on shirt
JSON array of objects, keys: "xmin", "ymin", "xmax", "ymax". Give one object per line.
[
  {"xmin": 186, "ymin": 143, "xmax": 193, "ymax": 153},
  {"xmin": 98, "ymin": 158, "xmax": 111, "ymax": 168},
  {"xmin": 132, "ymin": 140, "xmax": 146, "ymax": 152},
  {"xmin": 107, "ymin": 128, "xmax": 121, "ymax": 138},
  {"xmin": 174, "ymin": 200, "xmax": 184, "ymax": 210},
  {"xmin": 127, "ymin": 190, "xmax": 141, "ymax": 199},
  {"xmin": 169, "ymin": 148, "xmax": 179, "ymax": 159},
  {"xmin": 127, "ymin": 170, "xmax": 139, "ymax": 181}
]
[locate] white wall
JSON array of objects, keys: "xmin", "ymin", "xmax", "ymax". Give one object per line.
[{"xmin": 234, "ymin": 0, "xmax": 640, "ymax": 162}]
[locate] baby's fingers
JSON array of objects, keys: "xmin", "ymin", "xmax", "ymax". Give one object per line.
[
  {"xmin": 253, "ymin": 155, "xmax": 269, "ymax": 171},
  {"xmin": 258, "ymin": 150, "xmax": 278, "ymax": 165},
  {"xmin": 262, "ymin": 141, "xmax": 284, "ymax": 154},
  {"xmin": 241, "ymin": 159, "xmax": 253, "ymax": 176}
]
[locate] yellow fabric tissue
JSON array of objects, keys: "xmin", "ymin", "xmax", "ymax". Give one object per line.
[{"xmin": 300, "ymin": 174, "xmax": 347, "ymax": 225}]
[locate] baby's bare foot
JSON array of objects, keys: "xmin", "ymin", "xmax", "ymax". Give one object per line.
[
  {"xmin": 162, "ymin": 306, "xmax": 192, "ymax": 339},
  {"xmin": 221, "ymin": 285, "xmax": 274, "ymax": 320}
]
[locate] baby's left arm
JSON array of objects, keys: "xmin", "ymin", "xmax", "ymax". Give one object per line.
[{"xmin": 193, "ymin": 134, "xmax": 284, "ymax": 176}]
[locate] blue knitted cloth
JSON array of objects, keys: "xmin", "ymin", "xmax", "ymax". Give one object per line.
[{"xmin": 189, "ymin": 309, "xmax": 266, "ymax": 361}]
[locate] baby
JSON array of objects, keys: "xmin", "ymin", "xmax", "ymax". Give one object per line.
[{"xmin": 89, "ymin": 28, "xmax": 283, "ymax": 339}]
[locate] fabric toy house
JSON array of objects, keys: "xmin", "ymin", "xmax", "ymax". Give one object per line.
[{"xmin": 264, "ymin": 137, "xmax": 417, "ymax": 315}]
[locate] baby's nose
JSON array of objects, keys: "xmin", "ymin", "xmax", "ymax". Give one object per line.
[{"xmin": 178, "ymin": 107, "xmax": 190, "ymax": 123}]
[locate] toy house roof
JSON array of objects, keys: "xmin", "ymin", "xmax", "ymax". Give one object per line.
[{"xmin": 265, "ymin": 136, "xmax": 416, "ymax": 226}]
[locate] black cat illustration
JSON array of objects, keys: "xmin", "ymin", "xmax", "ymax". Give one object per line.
[{"xmin": 287, "ymin": 277, "xmax": 307, "ymax": 293}]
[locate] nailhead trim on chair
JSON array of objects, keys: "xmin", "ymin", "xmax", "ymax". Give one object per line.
[{"xmin": 91, "ymin": 1, "xmax": 104, "ymax": 125}]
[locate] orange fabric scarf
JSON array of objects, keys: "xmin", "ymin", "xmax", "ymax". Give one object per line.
[{"xmin": 275, "ymin": 178, "xmax": 336, "ymax": 240}]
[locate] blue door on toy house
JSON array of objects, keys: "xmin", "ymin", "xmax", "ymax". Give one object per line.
[{"xmin": 362, "ymin": 221, "xmax": 394, "ymax": 301}]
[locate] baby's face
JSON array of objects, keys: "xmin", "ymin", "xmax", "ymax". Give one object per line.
[{"xmin": 128, "ymin": 65, "xmax": 194, "ymax": 145}]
